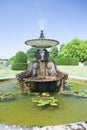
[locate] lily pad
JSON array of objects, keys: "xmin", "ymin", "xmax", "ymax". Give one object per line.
[
  {"xmin": 0, "ymin": 92, "xmax": 15, "ymax": 101},
  {"xmin": 32, "ymin": 95, "xmax": 58, "ymax": 107},
  {"xmin": 60, "ymin": 90, "xmax": 73, "ymax": 96},
  {"xmin": 32, "ymin": 98, "xmax": 39, "ymax": 103},
  {"xmin": 72, "ymin": 90, "xmax": 87, "ymax": 98},
  {"xmin": 50, "ymin": 103, "xmax": 57, "ymax": 106}
]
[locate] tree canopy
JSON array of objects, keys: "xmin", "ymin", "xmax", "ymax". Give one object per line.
[
  {"xmin": 59, "ymin": 38, "xmax": 87, "ymax": 62},
  {"xmin": 49, "ymin": 46, "xmax": 58, "ymax": 60},
  {"xmin": 26, "ymin": 47, "xmax": 37, "ymax": 59}
]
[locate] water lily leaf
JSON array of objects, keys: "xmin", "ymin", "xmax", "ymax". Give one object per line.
[
  {"xmin": 52, "ymin": 99, "xmax": 58, "ymax": 102},
  {"xmin": 32, "ymin": 95, "xmax": 58, "ymax": 107},
  {"xmin": 32, "ymin": 100, "xmax": 38, "ymax": 103},
  {"xmin": 78, "ymin": 92, "xmax": 87, "ymax": 98},
  {"xmin": 0, "ymin": 96, "xmax": 4, "ymax": 99},
  {"xmin": 49, "ymin": 97, "xmax": 54, "ymax": 100},
  {"xmin": 85, "ymin": 90, "xmax": 87, "ymax": 94},
  {"xmin": 0, "ymin": 92, "xmax": 2, "ymax": 96},
  {"xmin": 38, "ymin": 100, "xmax": 49, "ymax": 104},
  {"xmin": 37, "ymin": 103, "xmax": 46, "ymax": 106},
  {"xmin": 73, "ymin": 93, "xmax": 78, "ymax": 96},
  {"xmin": 73, "ymin": 91, "xmax": 87, "ymax": 98},
  {"xmin": 50, "ymin": 103, "xmax": 57, "ymax": 106},
  {"xmin": 32, "ymin": 98, "xmax": 39, "ymax": 103},
  {"xmin": 59, "ymin": 90, "xmax": 73, "ymax": 96},
  {"xmin": 63, "ymin": 90, "xmax": 73, "ymax": 95}
]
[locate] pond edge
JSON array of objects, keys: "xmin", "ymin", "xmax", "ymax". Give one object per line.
[
  {"xmin": 0, "ymin": 121, "xmax": 87, "ymax": 130},
  {"xmin": 0, "ymin": 75, "xmax": 87, "ymax": 129}
]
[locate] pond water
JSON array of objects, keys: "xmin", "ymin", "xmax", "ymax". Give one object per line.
[{"xmin": 0, "ymin": 79, "xmax": 87, "ymax": 126}]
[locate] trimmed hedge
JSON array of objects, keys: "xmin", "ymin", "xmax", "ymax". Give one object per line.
[
  {"xmin": 54, "ymin": 57, "xmax": 79, "ymax": 65},
  {"xmin": 11, "ymin": 51, "xmax": 28, "ymax": 70}
]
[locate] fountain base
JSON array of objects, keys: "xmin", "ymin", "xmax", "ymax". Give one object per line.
[{"xmin": 17, "ymin": 64, "xmax": 68, "ymax": 93}]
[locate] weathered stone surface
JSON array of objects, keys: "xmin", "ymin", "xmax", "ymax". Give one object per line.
[{"xmin": 0, "ymin": 121, "xmax": 87, "ymax": 130}]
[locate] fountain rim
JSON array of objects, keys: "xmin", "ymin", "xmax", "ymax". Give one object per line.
[
  {"xmin": 25, "ymin": 38, "xmax": 59, "ymax": 48},
  {"xmin": 0, "ymin": 76, "xmax": 87, "ymax": 82}
]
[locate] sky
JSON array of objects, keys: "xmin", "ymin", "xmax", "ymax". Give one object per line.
[{"xmin": 0, "ymin": 0, "xmax": 87, "ymax": 59}]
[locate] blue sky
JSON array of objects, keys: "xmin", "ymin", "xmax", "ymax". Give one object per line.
[{"xmin": 0, "ymin": 0, "xmax": 87, "ymax": 59}]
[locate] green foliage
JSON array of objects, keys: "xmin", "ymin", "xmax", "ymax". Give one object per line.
[
  {"xmin": 0, "ymin": 61, "xmax": 3, "ymax": 65},
  {"xmin": 32, "ymin": 93, "xmax": 58, "ymax": 107},
  {"xmin": 73, "ymin": 91, "xmax": 87, "ymax": 98},
  {"xmin": 59, "ymin": 90, "xmax": 73, "ymax": 95},
  {"xmin": 60, "ymin": 43, "xmax": 65, "ymax": 51},
  {"xmin": 55, "ymin": 57, "xmax": 79, "ymax": 65},
  {"xmin": 0, "ymin": 61, "xmax": 3, "ymax": 68},
  {"xmin": 0, "ymin": 59, "xmax": 9, "ymax": 67},
  {"xmin": 59, "ymin": 81, "xmax": 87, "ymax": 98},
  {"xmin": 11, "ymin": 51, "xmax": 27, "ymax": 70},
  {"xmin": 60, "ymin": 90, "xmax": 87, "ymax": 98},
  {"xmin": 0, "ymin": 92, "xmax": 15, "ymax": 101},
  {"xmin": 49, "ymin": 46, "xmax": 58, "ymax": 59},
  {"xmin": 59, "ymin": 38, "xmax": 87, "ymax": 62},
  {"xmin": 9, "ymin": 56, "xmax": 15, "ymax": 64},
  {"xmin": 84, "ymin": 61, "xmax": 87, "ymax": 66},
  {"xmin": 26, "ymin": 47, "xmax": 38, "ymax": 59}
]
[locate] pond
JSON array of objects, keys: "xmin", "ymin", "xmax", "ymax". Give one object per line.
[{"xmin": 0, "ymin": 79, "xmax": 87, "ymax": 126}]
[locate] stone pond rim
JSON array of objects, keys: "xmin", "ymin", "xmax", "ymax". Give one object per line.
[{"xmin": 25, "ymin": 30, "xmax": 59, "ymax": 48}]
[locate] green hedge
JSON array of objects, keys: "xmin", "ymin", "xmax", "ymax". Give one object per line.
[
  {"xmin": 11, "ymin": 51, "xmax": 28, "ymax": 70},
  {"xmin": 54, "ymin": 57, "xmax": 79, "ymax": 65},
  {"xmin": 11, "ymin": 63, "xmax": 28, "ymax": 70}
]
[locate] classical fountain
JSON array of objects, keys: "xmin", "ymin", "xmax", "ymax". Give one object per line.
[
  {"xmin": 16, "ymin": 30, "xmax": 68, "ymax": 93},
  {"xmin": 1, "ymin": 31, "xmax": 87, "ymax": 129}
]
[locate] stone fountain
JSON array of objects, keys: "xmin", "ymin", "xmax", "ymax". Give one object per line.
[{"xmin": 16, "ymin": 30, "xmax": 68, "ymax": 93}]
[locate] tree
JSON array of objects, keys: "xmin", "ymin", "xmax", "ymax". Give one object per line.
[
  {"xmin": 26, "ymin": 47, "xmax": 38, "ymax": 59},
  {"xmin": 11, "ymin": 51, "xmax": 27, "ymax": 70},
  {"xmin": 60, "ymin": 43, "xmax": 65, "ymax": 51},
  {"xmin": 9, "ymin": 56, "xmax": 15, "ymax": 64},
  {"xmin": 58, "ymin": 38, "xmax": 87, "ymax": 62},
  {"xmin": 49, "ymin": 46, "xmax": 58, "ymax": 60}
]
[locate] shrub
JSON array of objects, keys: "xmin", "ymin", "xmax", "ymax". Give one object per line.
[
  {"xmin": 55, "ymin": 57, "xmax": 79, "ymax": 65},
  {"xmin": 11, "ymin": 51, "xmax": 28, "ymax": 70}
]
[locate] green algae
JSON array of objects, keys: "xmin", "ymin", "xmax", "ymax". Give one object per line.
[{"xmin": 0, "ymin": 79, "xmax": 87, "ymax": 126}]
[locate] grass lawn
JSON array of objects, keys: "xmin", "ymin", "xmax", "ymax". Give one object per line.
[
  {"xmin": 0, "ymin": 66, "xmax": 87, "ymax": 78},
  {"xmin": 57, "ymin": 65, "xmax": 87, "ymax": 78},
  {"xmin": 0, "ymin": 70, "xmax": 22, "ymax": 78}
]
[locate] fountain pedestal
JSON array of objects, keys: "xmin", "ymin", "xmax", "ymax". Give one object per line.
[{"xmin": 39, "ymin": 61, "xmax": 46, "ymax": 78}]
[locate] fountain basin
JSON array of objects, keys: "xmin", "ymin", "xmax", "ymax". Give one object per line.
[
  {"xmin": 24, "ymin": 77, "xmax": 60, "ymax": 82},
  {"xmin": 0, "ymin": 78, "xmax": 87, "ymax": 126},
  {"xmin": 25, "ymin": 39, "xmax": 59, "ymax": 48}
]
